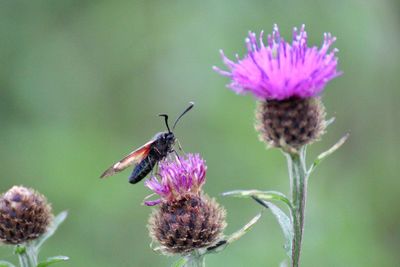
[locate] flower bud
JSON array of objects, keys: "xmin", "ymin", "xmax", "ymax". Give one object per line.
[
  {"xmin": 148, "ymin": 193, "xmax": 225, "ymax": 254},
  {"xmin": 255, "ymin": 97, "xmax": 326, "ymax": 152},
  {"xmin": 0, "ymin": 186, "xmax": 53, "ymax": 245}
]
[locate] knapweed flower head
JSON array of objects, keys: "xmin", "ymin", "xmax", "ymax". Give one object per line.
[
  {"xmin": 0, "ymin": 186, "xmax": 53, "ymax": 245},
  {"xmin": 255, "ymin": 97, "xmax": 326, "ymax": 152},
  {"xmin": 146, "ymin": 154, "xmax": 226, "ymax": 255},
  {"xmin": 214, "ymin": 24, "xmax": 341, "ymax": 100},
  {"xmin": 144, "ymin": 153, "xmax": 206, "ymax": 206}
]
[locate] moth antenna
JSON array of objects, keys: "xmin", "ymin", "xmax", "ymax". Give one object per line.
[
  {"xmin": 158, "ymin": 114, "xmax": 171, "ymax": 133},
  {"xmin": 173, "ymin": 102, "xmax": 194, "ymax": 130}
]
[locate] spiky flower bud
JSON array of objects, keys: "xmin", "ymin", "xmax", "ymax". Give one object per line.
[
  {"xmin": 145, "ymin": 154, "xmax": 226, "ymax": 255},
  {"xmin": 148, "ymin": 194, "xmax": 225, "ymax": 254},
  {"xmin": 0, "ymin": 186, "xmax": 53, "ymax": 245},
  {"xmin": 255, "ymin": 97, "xmax": 326, "ymax": 151}
]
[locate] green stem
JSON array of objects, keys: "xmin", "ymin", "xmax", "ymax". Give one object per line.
[
  {"xmin": 184, "ymin": 252, "xmax": 205, "ymax": 267},
  {"xmin": 18, "ymin": 253, "xmax": 30, "ymax": 267},
  {"xmin": 16, "ymin": 243, "xmax": 38, "ymax": 267},
  {"xmin": 286, "ymin": 147, "xmax": 308, "ymax": 267}
]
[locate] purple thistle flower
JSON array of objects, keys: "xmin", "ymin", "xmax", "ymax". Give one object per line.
[
  {"xmin": 213, "ymin": 24, "xmax": 341, "ymax": 100},
  {"xmin": 144, "ymin": 154, "xmax": 207, "ymax": 206},
  {"xmin": 146, "ymin": 154, "xmax": 226, "ymax": 255}
]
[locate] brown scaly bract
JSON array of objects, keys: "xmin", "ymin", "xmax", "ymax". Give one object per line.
[
  {"xmin": 0, "ymin": 186, "xmax": 53, "ymax": 245},
  {"xmin": 148, "ymin": 194, "xmax": 226, "ymax": 254},
  {"xmin": 255, "ymin": 97, "xmax": 326, "ymax": 152}
]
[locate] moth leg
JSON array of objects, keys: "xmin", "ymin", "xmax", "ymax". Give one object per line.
[
  {"xmin": 155, "ymin": 161, "xmax": 159, "ymax": 174},
  {"xmin": 154, "ymin": 147, "xmax": 162, "ymax": 155},
  {"xmin": 150, "ymin": 159, "xmax": 158, "ymax": 177},
  {"xmin": 176, "ymin": 138, "xmax": 185, "ymax": 154},
  {"xmin": 171, "ymin": 148, "xmax": 189, "ymax": 172},
  {"xmin": 151, "ymin": 161, "xmax": 160, "ymax": 178},
  {"xmin": 173, "ymin": 150, "xmax": 180, "ymax": 159}
]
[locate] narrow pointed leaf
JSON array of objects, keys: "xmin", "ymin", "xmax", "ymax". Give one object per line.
[
  {"xmin": 223, "ymin": 190, "xmax": 292, "ymax": 212},
  {"xmin": 205, "ymin": 213, "xmax": 261, "ymax": 254},
  {"xmin": 171, "ymin": 258, "xmax": 187, "ymax": 267},
  {"xmin": 149, "ymin": 240, "xmax": 164, "ymax": 255},
  {"xmin": 309, "ymin": 133, "xmax": 349, "ymax": 174},
  {"xmin": 325, "ymin": 117, "xmax": 335, "ymax": 127},
  {"xmin": 34, "ymin": 211, "xmax": 68, "ymax": 250},
  {"xmin": 252, "ymin": 197, "xmax": 293, "ymax": 257},
  {"xmin": 0, "ymin": 261, "xmax": 16, "ymax": 267},
  {"xmin": 37, "ymin": 256, "xmax": 69, "ymax": 267},
  {"xmin": 226, "ymin": 213, "xmax": 261, "ymax": 244}
]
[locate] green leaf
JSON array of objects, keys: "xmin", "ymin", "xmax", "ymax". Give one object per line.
[
  {"xmin": 0, "ymin": 261, "xmax": 16, "ymax": 267},
  {"xmin": 37, "ymin": 256, "xmax": 69, "ymax": 267},
  {"xmin": 222, "ymin": 190, "xmax": 293, "ymax": 212},
  {"xmin": 252, "ymin": 197, "xmax": 293, "ymax": 257},
  {"xmin": 34, "ymin": 211, "xmax": 68, "ymax": 250},
  {"xmin": 205, "ymin": 213, "xmax": 262, "ymax": 254},
  {"xmin": 226, "ymin": 212, "xmax": 261, "ymax": 244},
  {"xmin": 309, "ymin": 133, "xmax": 349, "ymax": 174},
  {"xmin": 171, "ymin": 257, "xmax": 187, "ymax": 267}
]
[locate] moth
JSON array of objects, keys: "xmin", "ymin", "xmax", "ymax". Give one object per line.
[{"xmin": 100, "ymin": 102, "xmax": 194, "ymax": 184}]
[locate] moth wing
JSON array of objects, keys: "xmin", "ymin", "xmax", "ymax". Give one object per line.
[{"xmin": 100, "ymin": 140, "xmax": 154, "ymax": 178}]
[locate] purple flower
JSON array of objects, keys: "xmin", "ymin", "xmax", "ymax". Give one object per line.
[
  {"xmin": 213, "ymin": 24, "xmax": 341, "ymax": 100},
  {"xmin": 144, "ymin": 154, "xmax": 207, "ymax": 206}
]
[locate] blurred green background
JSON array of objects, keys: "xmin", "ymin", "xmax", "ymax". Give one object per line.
[{"xmin": 0, "ymin": 1, "xmax": 399, "ymax": 266}]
